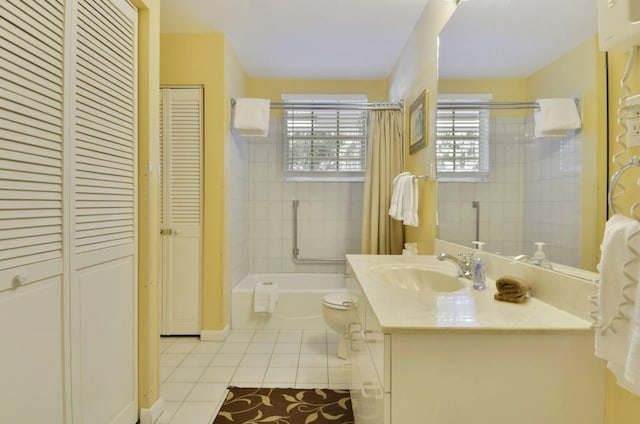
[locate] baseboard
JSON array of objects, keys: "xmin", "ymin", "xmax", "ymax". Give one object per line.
[
  {"xmin": 201, "ymin": 325, "xmax": 229, "ymax": 341},
  {"xmin": 139, "ymin": 396, "xmax": 164, "ymax": 424}
]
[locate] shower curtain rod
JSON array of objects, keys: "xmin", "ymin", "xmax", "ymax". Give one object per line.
[
  {"xmin": 231, "ymin": 98, "xmax": 403, "ymax": 111},
  {"xmin": 437, "ymin": 101, "xmax": 541, "ymax": 110}
]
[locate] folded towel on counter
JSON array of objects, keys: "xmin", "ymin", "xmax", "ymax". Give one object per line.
[
  {"xmin": 254, "ymin": 281, "xmax": 278, "ymax": 313},
  {"xmin": 494, "ymin": 275, "xmax": 529, "ymax": 303},
  {"xmin": 233, "ymin": 98, "xmax": 270, "ymax": 137},
  {"xmin": 388, "ymin": 172, "xmax": 419, "ymax": 227},
  {"xmin": 534, "ymin": 98, "xmax": 581, "ymax": 138},
  {"xmin": 494, "ymin": 292, "xmax": 527, "ymax": 304}
]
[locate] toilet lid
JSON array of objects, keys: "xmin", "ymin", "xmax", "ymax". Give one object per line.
[{"xmin": 322, "ymin": 292, "xmax": 356, "ymax": 310}]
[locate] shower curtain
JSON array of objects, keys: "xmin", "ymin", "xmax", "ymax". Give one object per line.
[{"xmin": 361, "ymin": 109, "xmax": 404, "ymax": 255}]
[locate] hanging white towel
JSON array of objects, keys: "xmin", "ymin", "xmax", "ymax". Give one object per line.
[
  {"xmin": 595, "ymin": 214, "xmax": 640, "ymax": 395},
  {"xmin": 388, "ymin": 172, "xmax": 419, "ymax": 227},
  {"xmin": 534, "ymin": 98, "xmax": 581, "ymax": 138},
  {"xmin": 254, "ymin": 281, "xmax": 278, "ymax": 313},
  {"xmin": 233, "ymin": 98, "xmax": 270, "ymax": 137}
]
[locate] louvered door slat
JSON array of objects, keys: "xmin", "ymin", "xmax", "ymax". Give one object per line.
[
  {"xmin": 159, "ymin": 90, "xmax": 164, "ymax": 226},
  {"xmin": 0, "ymin": 0, "xmax": 63, "ymax": 273},
  {"xmin": 168, "ymin": 91, "xmax": 202, "ymax": 225},
  {"xmin": 76, "ymin": 54, "xmax": 133, "ymax": 101},
  {"xmin": 76, "ymin": 79, "xmax": 131, "ymax": 116},
  {"xmin": 73, "ymin": 0, "xmax": 136, "ymax": 255},
  {"xmin": 2, "ymin": 79, "xmax": 61, "ymax": 111},
  {"xmin": 79, "ymin": 1, "xmax": 132, "ymax": 60},
  {"xmin": 1, "ymin": 1, "xmax": 64, "ymax": 56}
]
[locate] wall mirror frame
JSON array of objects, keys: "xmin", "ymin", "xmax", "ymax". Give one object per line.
[{"xmin": 436, "ymin": 0, "xmax": 608, "ymax": 279}]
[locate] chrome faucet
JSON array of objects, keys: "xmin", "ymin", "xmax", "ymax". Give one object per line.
[{"xmin": 436, "ymin": 252, "xmax": 473, "ymax": 279}]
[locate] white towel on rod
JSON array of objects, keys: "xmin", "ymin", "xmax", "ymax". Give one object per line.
[
  {"xmin": 595, "ymin": 214, "xmax": 640, "ymax": 395},
  {"xmin": 534, "ymin": 98, "xmax": 581, "ymax": 138},
  {"xmin": 625, "ymin": 228, "xmax": 640, "ymax": 389},
  {"xmin": 389, "ymin": 172, "xmax": 419, "ymax": 227},
  {"xmin": 233, "ymin": 98, "xmax": 270, "ymax": 137},
  {"xmin": 254, "ymin": 281, "xmax": 278, "ymax": 313}
]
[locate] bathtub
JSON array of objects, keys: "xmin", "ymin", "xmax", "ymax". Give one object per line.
[{"xmin": 231, "ymin": 273, "xmax": 347, "ymax": 330}]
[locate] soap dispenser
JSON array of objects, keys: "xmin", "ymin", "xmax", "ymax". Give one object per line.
[
  {"xmin": 471, "ymin": 241, "xmax": 486, "ymax": 290},
  {"xmin": 531, "ymin": 242, "xmax": 553, "ymax": 270}
]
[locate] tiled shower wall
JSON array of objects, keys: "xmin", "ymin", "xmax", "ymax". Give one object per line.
[
  {"xmin": 247, "ymin": 118, "xmax": 363, "ymax": 274},
  {"xmin": 522, "ymin": 117, "xmax": 581, "ymax": 267},
  {"xmin": 437, "ymin": 115, "xmax": 582, "ymax": 267},
  {"xmin": 229, "ymin": 132, "xmax": 250, "ymax": 286},
  {"xmin": 438, "ymin": 116, "xmax": 526, "ymax": 256}
]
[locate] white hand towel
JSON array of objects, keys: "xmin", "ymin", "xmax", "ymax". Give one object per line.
[
  {"xmin": 388, "ymin": 173, "xmax": 419, "ymax": 227},
  {"xmin": 595, "ymin": 215, "xmax": 636, "ymax": 363},
  {"xmin": 534, "ymin": 98, "xmax": 581, "ymax": 138},
  {"xmin": 254, "ymin": 281, "xmax": 278, "ymax": 313},
  {"xmin": 389, "ymin": 172, "xmax": 410, "ymax": 220},
  {"xmin": 233, "ymin": 98, "xmax": 270, "ymax": 137},
  {"xmin": 624, "ymin": 230, "xmax": 640, "ymax": 388},
  {"xmin": 595, "ymin": 214, "xmax": 640, "ymax": 395}
]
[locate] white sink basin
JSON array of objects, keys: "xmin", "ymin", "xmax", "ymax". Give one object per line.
[{"xmin": 369, "ymin": 265, "xmax": 466, "ymax": 292}]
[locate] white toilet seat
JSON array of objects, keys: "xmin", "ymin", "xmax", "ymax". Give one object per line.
[{"xmin": 322, "ymin": 292, "xmax": 355, "ymax": 310}]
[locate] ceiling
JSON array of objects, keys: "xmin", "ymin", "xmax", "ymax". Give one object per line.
[
  {"xmin": 160, "ymin": 0, "xmax": 600, "ymax": 81},
  {"xmin": 438, "ymin": 0, "xmax": 599, "ymax": 79},
  {"xmin": 160, "ymin": 0, "xmax": 431, "ymax": 79}
]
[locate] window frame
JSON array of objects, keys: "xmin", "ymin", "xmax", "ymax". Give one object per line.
[
  {"xmin": 282, "ymin": 94, "xmax": 368, "ymax": 182},
  {"xmin": 436, "ymin": 94, "xmax": 492, "ymax": 182}
]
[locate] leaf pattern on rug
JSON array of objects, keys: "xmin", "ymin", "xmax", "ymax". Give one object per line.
[{"xmin": 212, "ymin": 387, "xmax": 355, "ymax": 424}]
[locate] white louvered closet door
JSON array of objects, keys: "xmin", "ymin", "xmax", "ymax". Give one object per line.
[
  {"xmin": 0, "ymin": 1, "xmax": 66, "ymax": 422},
  {"xmin": 70, "ymin": 0, "xmax": 138, "ymax": 423},
  {"xmin": 159, "ymin": 87, "xmax": 202, "ymax": 335}
]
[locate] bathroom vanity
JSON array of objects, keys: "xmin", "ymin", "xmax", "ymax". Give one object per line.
[{"xmin": 344, "ymin": 253, "xmax": 604, "ymax": 424}]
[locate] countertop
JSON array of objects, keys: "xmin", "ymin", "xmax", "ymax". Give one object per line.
[{"xmin": 346, "ymin": 254, "xmax": 594, "ymax": 333}]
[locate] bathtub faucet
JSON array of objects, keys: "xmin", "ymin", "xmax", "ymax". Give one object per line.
[{"xmin": 436, "ymin": 252, "xmax": 473, "ymax": 279}]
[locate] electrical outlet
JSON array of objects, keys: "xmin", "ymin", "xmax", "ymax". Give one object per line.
[{"xmin": 629, "ymin": 116, "xmax": 640, "ymax": 147}]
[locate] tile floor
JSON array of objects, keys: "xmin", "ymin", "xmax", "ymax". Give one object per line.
[{"xmin": 158, "ymin": 329, "xmax": 350, "ymax": 424}]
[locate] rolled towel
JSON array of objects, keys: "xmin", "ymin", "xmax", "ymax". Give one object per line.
[
  {"xmin": 494, "ymin": 292, "xmax": 527, "ymax": 304},
  {"xmin": 494, "ymin": 275, "xmax": 529, "ymax": 303}
]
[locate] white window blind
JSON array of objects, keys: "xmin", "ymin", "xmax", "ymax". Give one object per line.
[
  {"xmin": 436, "ymin": 96, "xmax": 490, "ymax": 181},
  {"xmin": 283, "ymin": 95, "xmax": 367, "ymax": 181}
]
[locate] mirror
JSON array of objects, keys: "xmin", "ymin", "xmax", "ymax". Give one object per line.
[{"xmin": 436, "ymin": 0, "xmax": 604, "ymax": 277}]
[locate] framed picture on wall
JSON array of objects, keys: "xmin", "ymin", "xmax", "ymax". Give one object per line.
[{"xmin": 409, "ymin": 89, "xmax": 428, "ymax": 155}]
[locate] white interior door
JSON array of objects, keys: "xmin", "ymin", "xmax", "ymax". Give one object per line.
[
  {"xmin": 0, "ymin": 2, "xmax": 66, "ymax": 421},
  {"xmin": 159, "ymin": 87, "xmax": 203, "ymax": 335},
  {"xmin": 70, "ymin": 0, "xmax": 138, "ymax": 423}
]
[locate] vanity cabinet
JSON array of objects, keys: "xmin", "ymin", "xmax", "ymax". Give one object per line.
[
  {"xmin": 345, "ymin": 268, "xmax": 389, "ymax": 424},
  {"xmin": 345, "ymin": 257, "xmax": 604, "ymax": 424}
]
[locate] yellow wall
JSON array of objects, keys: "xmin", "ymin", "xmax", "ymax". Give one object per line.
[
  {"xmin": 387, "ymin": 0, "xmax": 457, "ymax": 255},
  {"xmin": 132, "ymin": 0, "xmax": 160, "ymax": 410},
  {"xmin": 223, "ymin": 40, "xmax": 248, "ymax": 325},
  {"xmin": 526, "ymin": 36, "xmax": 607, "ymax": 271},
  {"xmin": 438, "ymin": 78, "xmax": 528, "ymax": 117},
  {"xmin": 160, "ymin": 34, "xmax": 228, "ymax": 331},
  {"xmin": 604, "ymin": 49, "xmax": 640, "ymax": 424}
]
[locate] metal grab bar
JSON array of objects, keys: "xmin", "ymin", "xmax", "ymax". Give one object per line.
[{"xmin": 292, "ymin": 200, "xmax": 347, "ymax": 264}]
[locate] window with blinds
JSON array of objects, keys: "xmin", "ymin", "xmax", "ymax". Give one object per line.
[
  {"xmin": 283, "ymin": 95, "xmax": 367, "ymax": 181},
  {"xmin": 436, "ymin": 97, "xmax": 490, "ymax": 181}
]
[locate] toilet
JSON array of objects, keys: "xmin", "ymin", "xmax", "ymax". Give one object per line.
[{"xmin": 321, "ymin": 292, "xmax": 357, "ymax": 359}]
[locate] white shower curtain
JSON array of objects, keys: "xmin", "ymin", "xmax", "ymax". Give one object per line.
[{"xmin": 361, "ymin": 109, "xmax": 404, "ymax": 255}]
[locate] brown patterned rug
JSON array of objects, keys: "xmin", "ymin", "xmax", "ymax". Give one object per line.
[{"xmin": 212, "ymin": 387, "xmax": 355, "ymax": 424}]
